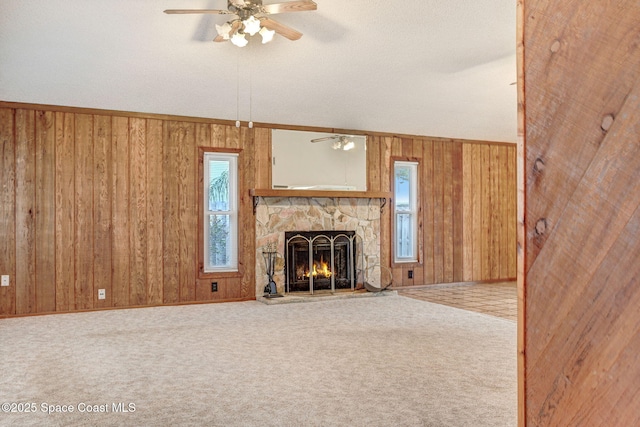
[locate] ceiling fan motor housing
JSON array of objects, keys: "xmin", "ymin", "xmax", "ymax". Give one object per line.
[{"xmin": 229, "ymin": 0, "xmax": 264, "ymax": 17}]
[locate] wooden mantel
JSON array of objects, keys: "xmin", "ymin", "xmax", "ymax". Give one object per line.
[
  {"xmin": 249, "ymin": 189, "xmax": 390, "ymax": 199},
  {"xmin": 248, "ymin": 189, "xmax": 391, "ymax": 214}
]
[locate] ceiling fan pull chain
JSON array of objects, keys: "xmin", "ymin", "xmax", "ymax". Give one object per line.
[
  {"xmin": 236, "ymin": 48, "xmax": 241, "ymax": 128},
  {"xmin": 249, "ymin": 43, "xmax": 253, "ymax": 129}
]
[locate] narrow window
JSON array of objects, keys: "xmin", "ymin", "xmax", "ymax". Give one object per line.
[
  {"xmin": 394, "ymin": 161, "xmax": 418, "ymax": 263},
  {"xmin": 204, "ymin": 152, "xmax": 238, "ymax": 272}
]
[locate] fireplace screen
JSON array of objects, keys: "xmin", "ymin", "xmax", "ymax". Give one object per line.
[{"xmin": 285, "ymin": 231, "xmax": 356, "ymax": 294}]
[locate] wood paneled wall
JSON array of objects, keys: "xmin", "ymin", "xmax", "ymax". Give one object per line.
[
  {"xmin": 365, "ymin": 136, "xmax": 516, "ymax": 288},
  {"xmin": 523, "ymin": 0, "xmax": 640, "ymax": 425},
  {"xmin": 0, "ymin": 105, "xmax": 256, "ymax": 316},
  {"xmin": 0, "ymin": 101, "xmax": 515, "ymax": 316}
]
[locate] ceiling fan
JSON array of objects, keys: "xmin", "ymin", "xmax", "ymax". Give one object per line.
[
  {"xmin": 164, "ymin": 0, "xmax": 317, "ymax": 47},
  {"xmin": 311, "ymin": 135, "xmax": 357, "ymax": 151}
]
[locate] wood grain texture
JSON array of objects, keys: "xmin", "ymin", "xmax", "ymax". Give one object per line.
[
  {"xmin": 432, "ymin": 140, "xmax": 445, "ymax": 283},
  {"xmin": 240, "ymin": 128, "xmax": 255, "ymax": 299},
  {"xmin": 378, "ymin": 137, "xmax": 392, "ymax": 272},
  {"xmin": 0, "ymin": 101, "xmax": 516, "ymax": 316},
  {"xmin": 421, "ymin": 139, "xmax": 435, "ymax": 284},
  {"xmin": 451, "ymin": 142, "xmax": 464, "ymax": 282},
  {"xmin": 93, "ymin": 115, "xmax": 112, "ymax": 309},
  {"xmin": 55, "ymin": 112, "xmax": 75, "ymax": 312},
  {"xmin": 253, "ymin": 127, "xmax": 272, "ymax": 190},
  {"xmin": 524, "ymin": 0, "xmax": 640, "ymax": 424},
  {"xmin": 146, "ymin": 119, "xmax": 164, "ymax": 305},
  {"xmin": 0, "ymin": 108, "xmax": 16, "ymax": 316},
  {"xmin": 35, "ymin": 110, "xmax": 57, "ymax": 313},
  {"xmin": 111, "ymin": 116, "xmax": 130, "ymax": 307},
  {"xmin": 162, "ymin": 121, "xmax": 182, "ymax": 304},
  {"xmin": 178, "ymin": 122, "xmax": 196, "ymax": 302},
  {"xmin": 15, "ymin": 109, "xmax": 37, "ymax": 314},
  {"xmin": 129, "ymin": 117, "xmax": 147, "ymax": 306},
  {"xmin": 442, "ymin": 141, "xmax": 454, "ymax": 283},
  {"xmin": 462, "ymin": 143, "xmax": 474, "ymax": 281},
  {"xmin": 386, "ymin": 138, "xmax": 515, "ymax": 288},
  {"xmin": 74, "ymin": 114, "xmax": 94, "ymax": 310}
]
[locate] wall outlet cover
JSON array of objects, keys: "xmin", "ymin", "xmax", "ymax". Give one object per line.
[
  {"xmin": 98, "ymin": 289, "xmax": 106, "ymax": 300},
  {"xmin": 1, "ymin": 275, "xmax": 9, "ymax": 287}
]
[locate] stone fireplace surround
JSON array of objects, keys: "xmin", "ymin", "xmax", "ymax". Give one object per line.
[{"xmin": 255, "ymin": 197, "xmax": 381, "ymax": 297}]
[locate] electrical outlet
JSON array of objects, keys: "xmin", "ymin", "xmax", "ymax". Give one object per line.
[
  {"xmin": 1, "ymin": 275, "xmax": 9, "ymax": 287},
  {"xmin": 98, "ymin": 289, "xmax": 106, "ymax": 300},
  {"xmin": 211, "ymin": 282, "xmax": 218, "ymax": 292},
  {"xmin": 408, "ymin": 270, "xmax": 413, "ymax": 279}
]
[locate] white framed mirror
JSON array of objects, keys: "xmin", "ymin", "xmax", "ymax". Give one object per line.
[{"xmin": 271, "ymin": 129, "xmax": 367, "ymax": 191}]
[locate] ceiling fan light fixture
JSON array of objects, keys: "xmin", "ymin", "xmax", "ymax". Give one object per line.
[
  {"xmin": 242, "ymin": 15, "xmax": 261, "ymax": 36},
  {"xmin": 342, "ymin": 141, "xmax": 355, "ymax": 151},
  {"xmin": 215, "ymin": 22, "xmax": 233, "ymax": 40},
  {"xmin": 259, "ymin": 26, "xmax": 275, "ymax": 44},
  {"xmin": 230, "ymin": 31, "xmax": 248, "ymax": 47}
]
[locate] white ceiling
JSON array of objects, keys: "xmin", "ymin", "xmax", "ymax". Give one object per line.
[{"xmin": 0, "ymin": 0, "xmax": 517, "ymax": 143}]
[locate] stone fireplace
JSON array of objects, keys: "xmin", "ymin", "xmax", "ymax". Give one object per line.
[{"xmin": 255, "ymin": 197, "xmax": 381, "ymax": 296}]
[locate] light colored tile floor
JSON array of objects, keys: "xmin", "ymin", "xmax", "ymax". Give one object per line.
[{"xmin": 397, "ymin": 281, "xmax": 517, "ymax": 321}]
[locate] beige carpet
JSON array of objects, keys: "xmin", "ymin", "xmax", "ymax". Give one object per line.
[{"xmin": 0, "ymin": 295, "xmax": 516, "ymax": 426}]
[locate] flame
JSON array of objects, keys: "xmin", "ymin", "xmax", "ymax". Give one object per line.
[{"xmin": 304, "ymin": 259, "xmax": 332, "ymax": 278}]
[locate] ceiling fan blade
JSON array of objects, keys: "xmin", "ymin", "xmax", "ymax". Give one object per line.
[
  {"xmin": 262, "ymin": 0, "xmax": 317, "ymax": 14},
  {"xmin": 164, "ymin": 9, "xmax": 232, "ymax": 15},
  {"xmin": 311, "ymin": 136, "xmax": 339, "ymax": 143},
  {"xmin": 260, "ymin": 17, "xmax": 303, "ymax": 40}
]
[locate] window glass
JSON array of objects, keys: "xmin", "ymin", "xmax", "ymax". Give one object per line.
[
  {"xmin": 394, "ymin": 161, "xmax": 418, "ymax": 263},
  {"xmin": 204, "ymin": 153, "xmax": 238, "ymax": 272}
]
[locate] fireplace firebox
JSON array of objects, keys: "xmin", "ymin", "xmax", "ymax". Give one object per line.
[{"xmin": 285, "ymin": 231, "xmax": 356, "ymax": 294}]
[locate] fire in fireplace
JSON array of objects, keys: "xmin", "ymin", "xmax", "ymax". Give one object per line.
[{"xmin": 285, "ymin": 230, "xmax": 357, "ymax": 294}]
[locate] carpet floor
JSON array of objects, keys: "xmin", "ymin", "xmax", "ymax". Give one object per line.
[{"xmin": 0, "ymin": 295, "xmax": 516, "ymax": 426}]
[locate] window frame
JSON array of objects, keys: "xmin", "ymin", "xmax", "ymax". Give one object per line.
[
  {"xmin": 200, "ymin": 148, "xmax": 242, "ymax": 276},
  {"xmin": 392, "ymin": 159, "xmax": 420, "ymax": 264}
]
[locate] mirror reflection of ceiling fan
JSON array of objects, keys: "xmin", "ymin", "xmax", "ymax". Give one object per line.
[
  {"xmin": 164, "ymin": 0, "xmax": 317, "ymax": 47},
  {"xmin": 311, "ymin": 135, "xmax": 357, "ymax": 151}
]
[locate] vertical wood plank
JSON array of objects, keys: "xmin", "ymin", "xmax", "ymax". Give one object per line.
[
  {"xmin": 15, "ymin": 109, "xmax": 37, "ymax": 314},
  {"xmin": 488, "ymin": 144, "xmax": 500, "ymax": 279},
  {"xmin": 411, "ymin": 139, "xmax": 424, "ymax": 285},
  {"xmin": 422, "ymin": 139, "xmax": 435, "ymax": 284},
  {"xmin": 451, "ymin": 141, "xmax": 464, "ymax": 282},
  {"xmin": 366, "ymin": 134, "xmax": 381, "ymax": 192},
  {"xmin": 253, "ymin": 127, "xmax": 272, "ymax": 190},
  {"xmin": 93, "ymin": 114, "xmax": 112, "ymax": 308},
  {"xmin": 195, "ymin": 124, "xmax": 210, "ymax": 279},
  {"xmin": 432, "ymin": 140, "xmax": 445, "ymax": 283},
  {"xmin": 462, "ymin": 143, "xmax": 474, "ymax": 281},
  {"xmin": 55, "ymin": 112, "xmax": 75, "ymax": 312},
  {"xmin": 507, "ymin": 146, "xmax": 517, "ymax": 277},
  {"xmin": 163, "ymin": 121, "xmax": 181, "ymax": 304},
  {"xmin": 178, "ymin": 122, "xmax": 196, "ymax": 302},
  {"xmin": 129, "ymin": 117, "xmax": 147, "ymax": 306},
  {"xmin": 379, "ymin": 136, "xmax": 392, "ymax": 275},
  {"xmin": 146, "ymin": 119, "xmax": 164, "ymax": 305},
  {"xmin": 0, "ymin": 108, "xmax": 16, "ymax": 316},
  {"xmin": 35, "ymin": 110, "xmax": 57, "ymax": 313},
  {"xmin": 112, "ymin": 116, "xmax": 130, "ymax": 307},
  {"xmin": 74, "ymin": 114, "xmax": 94, "ymax": 310},
  {"xmin": 240, "ymin": 127, "xmax": 255, "ymax": 298},
  {"xmin": 471, "ymin": 144, "xmax": 483, "ymax": 281},
  {"xmin": 442, "ymin": 142, "xmax": 454, "ymax": 283},
  {"xmin": 225, "ymin": 125, "xmax": 241, "ymax": 149},
  {"xmin": 480, "ymin": 145, "xmax": 491, "ymax": 279}
]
